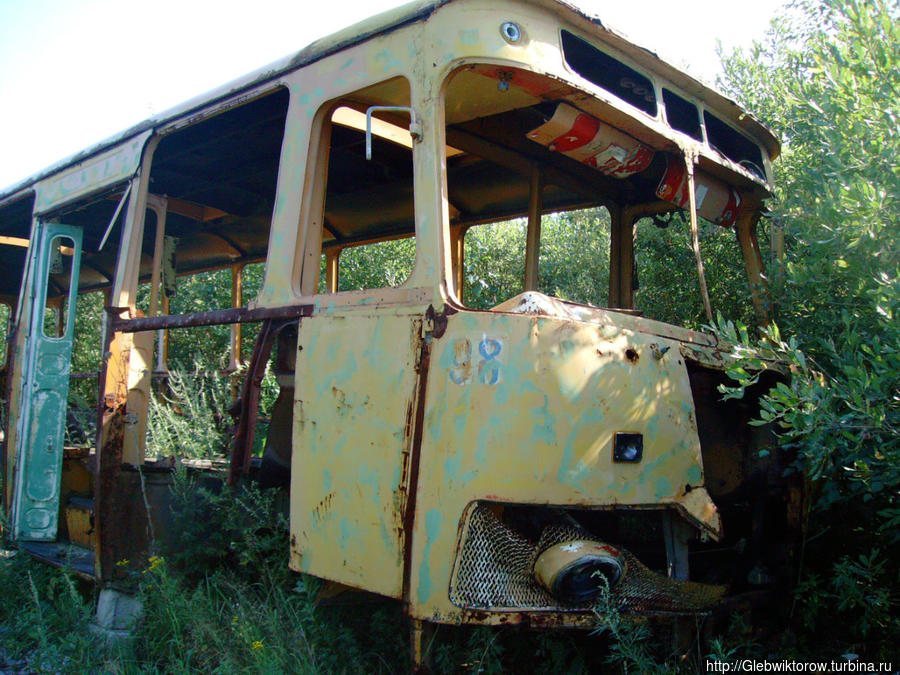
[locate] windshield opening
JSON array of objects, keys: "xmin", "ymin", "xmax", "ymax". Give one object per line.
[{"xmin": 441, "ymin": 63, "xmax": 759, "ymax": 326}]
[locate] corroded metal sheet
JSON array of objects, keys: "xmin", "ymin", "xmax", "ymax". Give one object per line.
[
  {"xmin": 12, "ymin": 223, "xmax": 82, "ymax": 540},
  {"xmin": 290, "ymin": 310, "xmax": 424, "ymax": 598},
  {"xmin": 33, "ymin": 131, "xmax": 151, "ymax": 214},
  {"xmin": 407, "ymin": 308, "xmax": 713, "ymax": 621}
]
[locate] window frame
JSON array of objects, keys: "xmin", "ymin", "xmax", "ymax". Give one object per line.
[{"xmin": 303, "ymin": 76, "xmax": 425, "ymax": 302}]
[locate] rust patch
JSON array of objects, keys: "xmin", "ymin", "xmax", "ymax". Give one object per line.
[
  {"xmin": 331, "ymin": 386, "xmax": 350, "ymax": 416},
  {"xmin": 111, "ymin": 302, "xmax": 314, "ymax": 333},
  {"xmin": 625, "ymin": 347, "xmax": 639, "ymax": 364},
  {"xmin": 96, "ymin": 404, "xmax": 125, "ymax": 581},
  {"xmin": 403, "ymin": 400, "xmax": 414, "ymax": 440},
  {"xmin": 451, "ymin": 609, "xmax": 598, "ymax": 628},
  {"xmin": 1, "ymin": 324, "xmax": 18, "ymax": 513},
  {"xmin": 95, "ymin": 405, "xmax": 155, "ymax": 581},
  {"xmin": 313, "ymin": 492, "xmax": 335, "ymax": 522},
  {"xmin": 401, "ymin": 329, "xmax": 432, "ymax": 607},
  {"xmin": 425, "ymin": 304, "xmax": 456, "ymax": 339},
  {"xmin": 453, "ymin": 338, "xmax": 473, "ymax": 382}
]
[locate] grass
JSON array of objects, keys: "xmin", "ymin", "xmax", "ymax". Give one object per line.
[
  {"xmin": 0, "ymin": 471, "xmax": 609, "ymax": 674},
  {"xmin": 8, "ymin": 372, "xmax": 889, "ymax": 673},
  {"xmin": 5, "ymin": 481, "xmax": 877, "ymax": 673}
]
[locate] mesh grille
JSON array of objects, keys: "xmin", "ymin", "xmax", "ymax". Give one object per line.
[
  {"xmin": 449, "ymin": 504, "xmax": 557, "ymax": 610},
  {"xmin": 449, "ymin": 504, "xmax": 727, "ymax": 614}
]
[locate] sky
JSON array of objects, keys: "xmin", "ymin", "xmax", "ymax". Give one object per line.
[{"xmin": 0, "ymin": 0, "xmax": 784, "ymax": 191}]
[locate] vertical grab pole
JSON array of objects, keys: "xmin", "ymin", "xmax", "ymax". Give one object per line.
[
  {"xmin": 325, "ymin": 249, "xmax": 340, "ymax": 294},
  {"xmin": 229, "ymin": 264, "xmax": 244, "ymax": 372},
  {"xmin": 146, "ymin": 198, "xmax": 167, "ymax": 318},
  {"xmin": 524, "ymin": 164, "xmax": 543, "ymax": 292}
]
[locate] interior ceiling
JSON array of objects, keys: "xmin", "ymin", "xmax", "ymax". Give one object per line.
[{"xmin": 0, "ymin": 194, "xmax": 35, "ymax": 297}]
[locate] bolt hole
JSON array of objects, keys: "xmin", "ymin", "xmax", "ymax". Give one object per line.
[{"xmin": 625, "ymin": 348, "xmax": 639, "ymax": 363}]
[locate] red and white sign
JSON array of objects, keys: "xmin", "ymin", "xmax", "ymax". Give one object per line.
[
  {"xmin": 656, "ymin": 155, "xmax": 741, "ymax": 227},
  {"xmin": 527, "ymin": 103, "xmax": 655, "ymax": 179}
]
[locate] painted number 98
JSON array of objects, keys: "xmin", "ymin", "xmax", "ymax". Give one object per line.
[{"xmin": 449, "ymin": 336, "xmax": 502, "ymax": 386}]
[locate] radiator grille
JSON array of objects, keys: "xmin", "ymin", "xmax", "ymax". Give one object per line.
[{"xmin": 449, "ymin": 504, "xmax": 727, "ymax": 614}]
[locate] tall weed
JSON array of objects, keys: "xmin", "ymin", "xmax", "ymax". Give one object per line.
[
  {"xmin": 146, "ymin": 364, "xmax": 235, "ymax": 459},
  {"xmin": 0, "ymin": 552, "xmax": 110, "ymax": 673}
]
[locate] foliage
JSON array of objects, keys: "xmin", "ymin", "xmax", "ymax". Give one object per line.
[
  {"xmin": 716, "ymin": 0, "xmax": 900, "ymax": 657},
  {"xmin": 591, "ymin": 582, "xmax": 675, "ymax": 675},
  {"xmin": 463, "ymin": 209, "xmax": 611, "ymax": 310},
  {"xmin": 166, "ymin": 269, "xmax": 233, "ymax": 369},
  {"xmin": 146, "ymin": 363, "xmax": 236, "ymax": 459},
  {"xmin": 133, "ymin": 562, "xmax": 319, "ymax": 675},
  {"xmin": 163, "ymin": 465, "xmax": 291, "ymax": 583},
  {"xmin": 339, "ymin": 237, "xmax": 417, "ymax": 291},
  {"xmin": 538, "ymin": 209, "xmax": 612, "ymax": 308},
  {"xmin": 0, "ymin": 301, "xmax": 10, "ymax": 368},
  {"xmin": 635, "ymin": 214, "xmax": 755, "ymax": 328},
  {"xmin": 0, "ymin": 551, "xmax": 110, "ymax": 674},
  {"xmin": 719, "ymin": 0, "xmax": 900, "ymax": 342}
]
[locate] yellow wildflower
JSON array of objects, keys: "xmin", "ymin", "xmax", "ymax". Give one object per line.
[
  {"xmin": 251, "ymin": 641, "xmax": 263, "ymax": 652},
  {"xmin": 115, "ymin": 559, "xmax": 129, "ymax": 568}
]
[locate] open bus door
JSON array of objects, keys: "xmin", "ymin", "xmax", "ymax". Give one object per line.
[{"xmin": 11, "ymin": 222, "xmax": 82, "ymax": 541}]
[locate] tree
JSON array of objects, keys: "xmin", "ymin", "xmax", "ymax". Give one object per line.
[{"xmin": 718, "ymin": 0, "xmax": 900, "ymax": 656}]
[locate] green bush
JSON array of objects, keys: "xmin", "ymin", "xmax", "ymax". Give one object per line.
[
  {"xmin": 0, "ymin": 551, "xmax": 111, "ymax": 674},
  {"xmin": 146, "ymin": 364, "xmax": 237, "ymax": 460},
  {"xmin": 713, "ymin": 0, "xmax": 900, "ymax": 659}
]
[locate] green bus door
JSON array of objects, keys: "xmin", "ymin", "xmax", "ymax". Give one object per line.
[{"xmin": 12, "ymin": 223, "xmax": 83, "ymax": 541}]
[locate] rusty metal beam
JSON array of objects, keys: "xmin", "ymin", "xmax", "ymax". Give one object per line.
[
  {"xmin": 401, "ymin": 313, "xmax": 433, "ymax": 609},
  {"xmin": 227, "ymin": 318, "xmax": 296, "ymax": 485},
  {"xmin": 108, "ymin": 302, "xmax": 313, "ymax": 333}
]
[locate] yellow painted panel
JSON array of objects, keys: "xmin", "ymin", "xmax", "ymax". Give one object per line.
[
  {"xmin": 65, "ymin": 503, "xmax": 96, "ymax": 550},
  {"xmin": 290, "ymin": 310, "xmax": 423, "ymax": 598},
  {"xmin": 123, "ymin": 330, "xmax": 154, "ymax": 465},
  {"xmin": 408, "ymin": 309, "xmax": 707, "ymax": 620}
]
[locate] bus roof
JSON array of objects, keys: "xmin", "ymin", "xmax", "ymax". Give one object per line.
[{"xmin": 0, "ymin": 0, "xmax": 778, "ymax": 204}]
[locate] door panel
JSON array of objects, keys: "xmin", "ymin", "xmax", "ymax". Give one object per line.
[
  {"xmin": 290, "ymin": 311, "xmax": 423, "ymax": 598},
  {"xmin": 13, "ymin": 223, "xmax": 82, "ymax": 541}
]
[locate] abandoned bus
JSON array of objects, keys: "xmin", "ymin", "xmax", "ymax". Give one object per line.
[{"xmin": 0, "ymin": 0, "xmax": 799, "ymax": 658}]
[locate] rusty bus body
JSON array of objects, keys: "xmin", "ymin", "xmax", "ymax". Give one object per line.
[{"xmin": 0, "ymin": 0, "xmax": 798, "ymax": 650}]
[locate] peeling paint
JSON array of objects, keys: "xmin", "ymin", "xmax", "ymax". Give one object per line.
[{"xmin": 416, "ymin": 508, "xmax": 442, "ymax": 603}]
